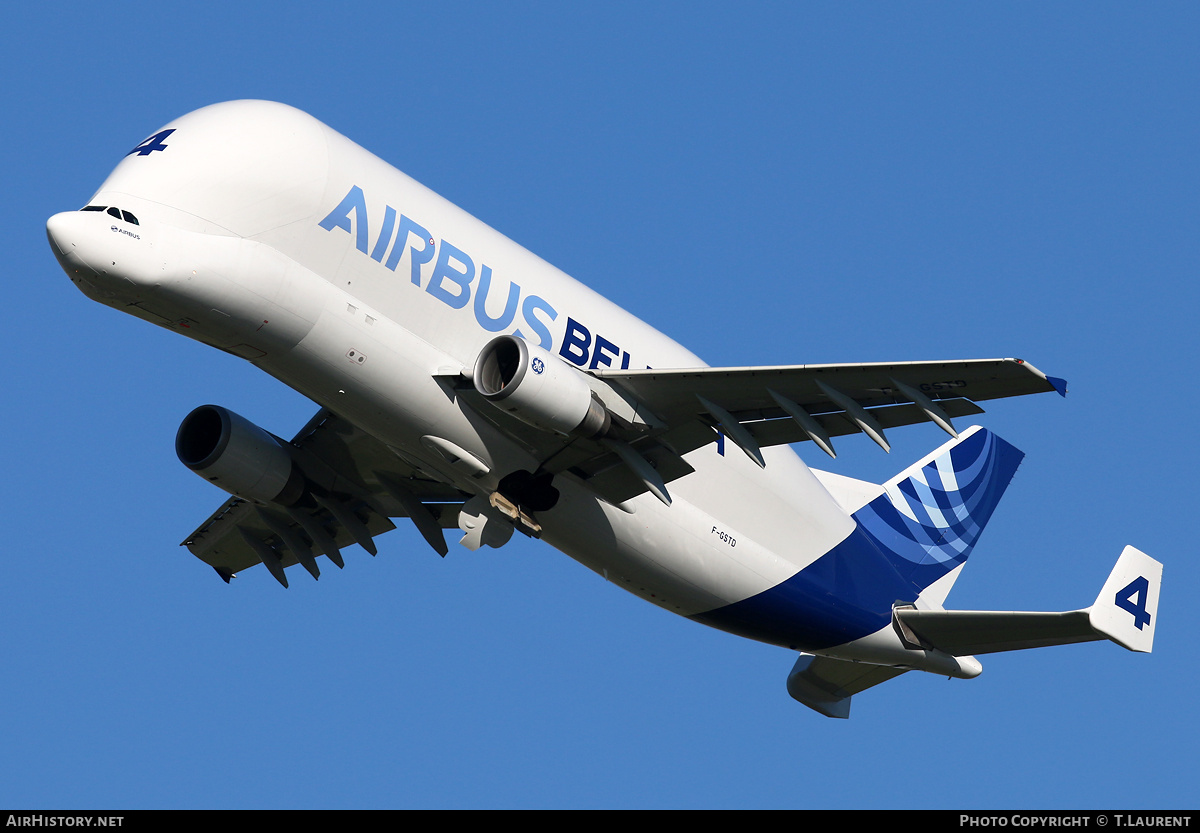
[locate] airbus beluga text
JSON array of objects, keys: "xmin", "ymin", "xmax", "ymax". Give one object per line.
[{"xmin": 46, "ymin": 101, "xmax": 1161, "ymax": 717}]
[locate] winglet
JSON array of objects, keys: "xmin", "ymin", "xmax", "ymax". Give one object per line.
[
  {"xmin": 1047, "ymin": 376, "xmax": 1069, "ymax": 397},
  {"xmin": 1089, "ymin": 546, "xmax": 1161, "ymax": 653}
]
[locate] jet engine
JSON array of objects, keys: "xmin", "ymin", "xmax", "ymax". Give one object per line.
[
  {"xmin": 472, "ymin": 335, "xmax": 610, "ymax": 437},
  {"xmin": 176, "ymin": 405, "xmax": 306, "ymax": 505}
]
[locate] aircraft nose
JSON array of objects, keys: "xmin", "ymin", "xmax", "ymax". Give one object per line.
[
  {"xmin": 46, "ymin": 211, "xmax": 92, "ymax": 271},
  {"xmin": 46, "ymin": 211, "xmax": 74, "ymax": 255}
]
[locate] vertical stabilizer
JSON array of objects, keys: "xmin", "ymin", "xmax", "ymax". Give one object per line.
[{"xmin": 853, "ymin": 425, "xmax": 1024, "ymax": 599}]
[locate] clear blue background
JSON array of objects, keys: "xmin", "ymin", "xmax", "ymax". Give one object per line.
[{"xmin": 2, "ymin": 2, "xmax": 1195, "ymax": 809}]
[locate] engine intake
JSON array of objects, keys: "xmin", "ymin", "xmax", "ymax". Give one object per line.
[
  {"xmin": 176, "ymin": 405, "xmax": 306, "ymax": 505},
  {"xmin": 473, "ymin": 335, "xmax": 610, "ymax": 437}
]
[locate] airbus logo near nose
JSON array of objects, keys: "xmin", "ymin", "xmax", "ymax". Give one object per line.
[{"xmin": 47, "ymin": 212, "xmax": 141, "ymax": 268}]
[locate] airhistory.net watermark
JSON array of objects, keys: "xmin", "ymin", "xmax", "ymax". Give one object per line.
[{"xmin": 6, "ymin": 817, "xmax": 123, "ymax": 827}]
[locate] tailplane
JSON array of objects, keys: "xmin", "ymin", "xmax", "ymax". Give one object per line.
[
  {"xmin": 893, "ymin": 545, "xmax": 1161, "ymax": 655},
  {"xmin": 790, "ymin": 427, "xmax": 1161, "ymax": 718},
  {"xmin": 792, "ymin": 546, "xmax": 1162, "ymax": 718}
]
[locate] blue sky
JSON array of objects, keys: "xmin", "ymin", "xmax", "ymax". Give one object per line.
[{"xmin": 2, "ymin": 3, "xmax": 1196, "ymax": 809}]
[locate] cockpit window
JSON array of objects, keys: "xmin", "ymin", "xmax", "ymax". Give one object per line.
[{"xmin": 82, "ymin": 206, "xmax": 138, "ymax": 225}]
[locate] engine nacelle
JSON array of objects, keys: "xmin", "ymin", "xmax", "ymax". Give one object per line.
[
  {"xmin": 176, "ymin": 405, "xmax": 305, "ymax": 505},
  {"xmin": 472, "ymin": 335, "xmax": 610, "ymax": 437}
]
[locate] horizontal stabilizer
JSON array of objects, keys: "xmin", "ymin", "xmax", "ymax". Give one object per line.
[
  {"xmin": 786, "ymin": 653, "xmax": 908, "ymax": 719},
  {"xmin": 894, "ymin": 546, "xmax": 1161, "ymax": 655},
  {"xmin": 894, "ymin": 608, "xmax": 1101, "ymax": 655}
]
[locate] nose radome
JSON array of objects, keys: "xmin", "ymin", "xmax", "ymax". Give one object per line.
[
  {"xmin": 46, "ymin": 210, "xmax": 98, "ymax": 276},
  {"xmin": 47, "ymin": 210, "xmax": 124, "ymax": 279},
  {"xmin": 46, "ymin": 211, "xmax": 77, "ymax": 257}
]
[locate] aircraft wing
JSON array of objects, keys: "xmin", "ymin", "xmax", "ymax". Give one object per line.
[
  {"xmin": 181, "ymin": 409, "xmax": 465, "ymax": 586},
  {"xmin": 452, "ymin": 356, "xmax": 1065, "ymax": 508},
  {"xmin": 596, "ymin": 356, "xmax": 1065, "ymax": 454},
  {"xmin": 181, "ymin": 356, "xmax": 1061, "ymax": 576},
  {"xmin": 584, "ymin": 357, "xmax": 1061, "ymax": 498}
]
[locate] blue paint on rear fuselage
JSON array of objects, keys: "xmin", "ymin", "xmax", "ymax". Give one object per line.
[
  {"xmin": 691, "ymin": 522, "xmax": 917, "ymax": 650},
  {"xmin": 693, "ymin": 428, "xmax": 1025, "ymax": 651}
]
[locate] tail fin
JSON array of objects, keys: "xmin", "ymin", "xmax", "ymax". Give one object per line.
[{"xmin": 853, "ymin": 425, "xmax": 1024, "ymax": 600}]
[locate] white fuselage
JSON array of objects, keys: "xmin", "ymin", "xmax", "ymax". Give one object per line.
[{"xmin": 50, "ymin": 101, "xmax": 951, "ymax": 670}]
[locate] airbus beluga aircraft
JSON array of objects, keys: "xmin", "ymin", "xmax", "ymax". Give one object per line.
[{"xmin": 46, "ymin": 101, "xmax": 1160, "ymax": 717}]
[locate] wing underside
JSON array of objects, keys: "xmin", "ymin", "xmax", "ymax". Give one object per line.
[
  {"xmin": 568, "ymin": 357, "xmax": 1063, "ymax": 505},
  {"xmin": 182, "ymin": 357, "xmax": 1064, "ymax": 582},
  {"xmin": 182, "ymin": 409, "xmax": 465, "ymax": 585}
]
